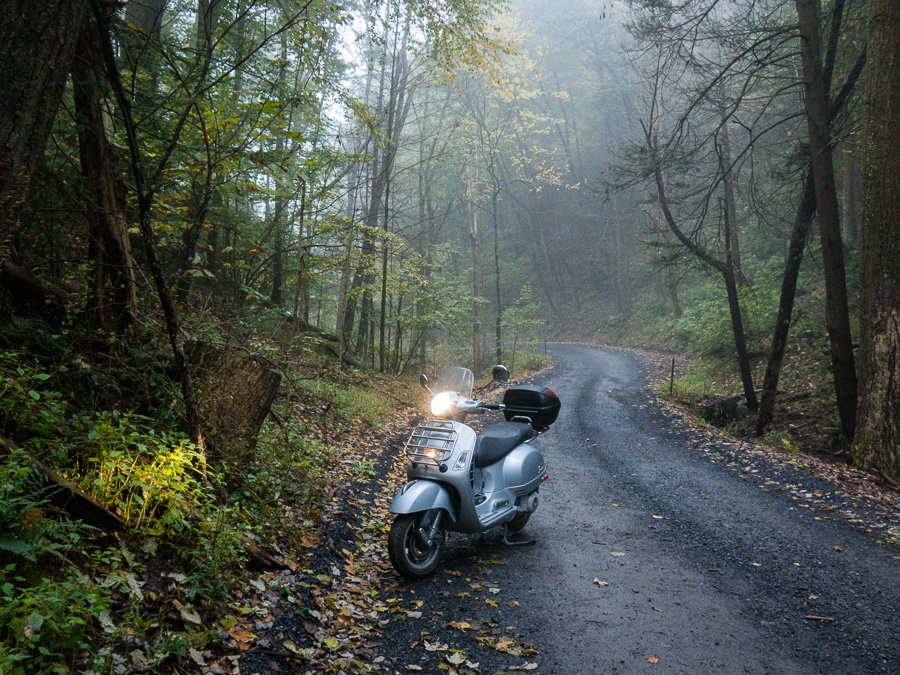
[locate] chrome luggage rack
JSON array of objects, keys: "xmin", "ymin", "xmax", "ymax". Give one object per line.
[{"xmin": 404, "ymin": 420, "xmax": 457, "ymax": 466}]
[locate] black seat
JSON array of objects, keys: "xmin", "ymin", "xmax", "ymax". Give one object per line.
[{"xmin": 474, "ymin": 422, "xmax": 532, "ymax": 468}]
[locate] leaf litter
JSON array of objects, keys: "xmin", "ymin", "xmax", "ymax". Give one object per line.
[{"xmin": 223, "ymin": 392, "xmax": 546, "ymax": 674}]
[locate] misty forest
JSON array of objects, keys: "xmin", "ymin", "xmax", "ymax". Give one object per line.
[{"xmin": 1, "ymin": 0, "xmax": 898, "ymax": 672}]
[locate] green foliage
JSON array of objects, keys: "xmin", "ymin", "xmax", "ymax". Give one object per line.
[
  {"xmin": 0, "ymin": 563, "xmax": 113, "ymax": 674},
  {"xmin": 0, "ymin": 450, "xmax": 85, "ymax": 566},
  {"xmin": 81, "ymin": 419, "xmax": 206, "ymax": 534}
]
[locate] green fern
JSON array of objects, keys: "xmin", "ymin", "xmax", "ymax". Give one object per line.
[{"xmin": 0, "ymin": 537, "xmax": 36, "ymax": 563}]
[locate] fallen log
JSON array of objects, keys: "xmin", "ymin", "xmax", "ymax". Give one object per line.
[{"xmin": 1, "ymin": 436, "xmax": 124, "ymax": 532}]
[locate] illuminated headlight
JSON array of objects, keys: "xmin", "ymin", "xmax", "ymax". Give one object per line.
[{"xmin": 430, "ymin": 391, "xmax": 457, "ymax": 417}]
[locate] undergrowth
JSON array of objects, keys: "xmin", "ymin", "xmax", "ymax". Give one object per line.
[{"xmin": 0, "ymin": 333, "xmax": 390, "ymax": 673}]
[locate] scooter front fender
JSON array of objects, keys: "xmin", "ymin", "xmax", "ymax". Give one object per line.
[{"xmin": 389, "ymin": 480, "xmax": 457, "ymax": 522}]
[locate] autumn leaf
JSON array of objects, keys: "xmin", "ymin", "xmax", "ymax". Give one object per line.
[
  {"xmin": 648, "ymin": 656, "xmax": 660, "ymax": 664},
  {"xmin": 180, "ymin": 605, "xmax": 202, "ymax": 625},
  {"xmin": 593, "ymin": 578, "xmax": 609, "ymax": 587},
  {"xmin": 228, "ymin": 626, "xmax": 257, "ymax": 650},
  {"xmin": 447, "ymin": 652, "xmax": 467, "ymax": 665},
  {"xmin": 448, "ymin": 621, "xmax": 471, "ymax": 630}
]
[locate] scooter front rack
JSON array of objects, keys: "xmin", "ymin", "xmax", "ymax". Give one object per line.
[{"xmin": 404, "ymin": 420, "xmax": 457, "ymax": 467}]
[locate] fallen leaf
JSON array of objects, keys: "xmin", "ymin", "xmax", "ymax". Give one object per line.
[
  {"xmin": 447, "ymin": 652, "xmax": 467, "ymax": 665},
  {"xmin": 228, "ymin": 626, "xmax": 257, "ymax": 650},
  {"xmin": 406, "ymin": 666, "xmax": 423, "ymax": 672},
  {"xmin": 593, "ymin": 579, "xmax": 609, "ymax": 587},
  {"xmin": 189, "ymin": 648, "xmax": 207, "ymax": 666},
  {"xmin": 180, "ymin": 606, "xmax": 202, "ymax": 625},
  {"xmin": 648, "ymin": 656, "xmax": 660, "ymax": 664},
  {"xmin": 449, "ymin": 621, "xmax": 471, "ymax": 630},
  {"xmin": 833, "ymin": 546, "xmax": 844, "ymax": 553},
  {"xmin": 611, "ymin": 552, "xmax": 625, "ymax": 557},
  {"xmin": 652, "ymin": 515, "xmax": 664, "ymax": 519}
]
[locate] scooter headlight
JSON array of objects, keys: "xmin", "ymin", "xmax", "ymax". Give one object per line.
[{"xmin": 430, "ymin": 391, "xmax": 457, "ymax": 417}]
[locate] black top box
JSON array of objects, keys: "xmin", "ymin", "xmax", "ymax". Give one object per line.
[{"xmin": 502, "ymin": 385, "xmax": 561, "ymax": 430}]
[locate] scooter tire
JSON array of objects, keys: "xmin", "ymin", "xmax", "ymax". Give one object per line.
[
  {"xmin": 507, "ymin": 511, "xmax": 531, "ymax": 532},
  {"xmin": 388, "ymin": 511, "xmax": 446, "ymax": 580}
]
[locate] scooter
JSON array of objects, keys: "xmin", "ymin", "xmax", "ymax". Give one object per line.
[{"xmin": 387, "ymin": 365, "xmax": 560, "ymax": 580}]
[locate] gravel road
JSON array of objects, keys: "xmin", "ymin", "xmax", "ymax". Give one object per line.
[{"xmin": 377, "ymin": 344, "xmax": 900, "ymax": 674}]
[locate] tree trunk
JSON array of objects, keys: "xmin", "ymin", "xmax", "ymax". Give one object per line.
[
  {"xmin": 756, "ymin": 169, "xmax": 817, "ymax": 434},
  {"xmin": 841, "ymin": 139, "xmax": 860, "ymax": 243},
  {"xmin": 468, "ymin": 162, "xmax": 481, "ymax": 373},
  {"xmin": 855, "ymin": 0, "xmax": 900, "ymax": 482},
  {"xmin": 492, "ymin": 186, "xmax": 502, "ymax": 363},
  {"xmin": 755, "ymin": 8, "xmax": 866, "ymax": 436},
  {"xmin": 0, "ymin": 0, "xmax": 88, "ymax": 268},
  {"xmin": 90, "ymin": 0, "xmax": 203, "ymax": 449},
  {"xmin": 720, "ymin": 118, "xmax": 744, "ymax": 286},
  {"xmin": 723, "ymin": 217, "xmax": 758, "ymax": 411},
  {"xmin": 796, "ymin": 0, "xmax": 858, "ymax": 441},
  {"xmin": 186, "ymin": 342, "xmax": 281, "ymax": 464},
  {"xmin": 72, "ymin": 23, "xmax": 139, "ymax": 338}
]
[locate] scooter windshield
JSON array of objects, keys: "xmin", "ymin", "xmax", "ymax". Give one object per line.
[{"xmin": 433, "ymin": 367, "xmax": 475, "ymax": 398}]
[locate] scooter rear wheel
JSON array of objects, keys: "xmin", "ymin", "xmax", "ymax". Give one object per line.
[
  {"xmin": 388, "ymin": 511, "xmax": 446, "ymax": 580},
  {"xmin": 507, "ymin": 511, "xmax": 531, "ymax": 532}
]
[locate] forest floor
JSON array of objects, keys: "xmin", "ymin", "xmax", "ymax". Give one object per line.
[{"xmin": 184, "ymin": 345, "xmax": 900, "ymax": 675}]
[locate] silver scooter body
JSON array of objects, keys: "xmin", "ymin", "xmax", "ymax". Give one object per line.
[{"xmin": 390, "ymin": 419, "xmax": 547, "ymax": 534}]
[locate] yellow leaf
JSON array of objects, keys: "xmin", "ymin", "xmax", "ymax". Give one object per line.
[{"xmin": 648, "ymin": 656, "xmax": 660, "ymax": 664}]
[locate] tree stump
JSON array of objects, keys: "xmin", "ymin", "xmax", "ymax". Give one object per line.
[
  {"xmin": 187, "ymin": 342, "xmax": 282, "ymax": 464},
  {"xmin": 699, "ymin": 394, "xmax": 748, "ymax": 425}
]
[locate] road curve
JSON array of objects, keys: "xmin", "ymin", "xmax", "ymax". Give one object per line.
[{"xmin": 501, "ymin": 344, "xmax": 899, "ymax": 674}]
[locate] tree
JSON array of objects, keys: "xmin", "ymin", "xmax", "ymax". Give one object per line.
[
  {"xmin": 795, "ymin": 0, "xmax": 857, "ymax": 442},
  {"xmin": 855, "ymin": 0, "xmax": 900, "ymax": 482},
  {"xmin": 0, "ymin": 1, "xmax": 87, "ymax": 270},
  {"xmin": 72, "ymin": 20, "xmax": 139, "ymax": 338}
]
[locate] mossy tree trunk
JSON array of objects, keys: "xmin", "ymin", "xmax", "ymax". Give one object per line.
[
  {"xmin": 856, "ymin": 0, "xmax": 900, "ymax": 483},
  {"xmin": 72, "ymin": 21, "xmax": 139, "ymax": 338},
  {"xmin": 0, "ymin": 0, "xmax": 88, "ymax": 268}
]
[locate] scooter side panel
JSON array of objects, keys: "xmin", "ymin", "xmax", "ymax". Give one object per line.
[
  {"xmin": 501, "ymin": 444, "xmax": 546, "ymax": 495},
  {"xmin": 389, "ymin": 480, "xmax": 458, "ymax": 522}
]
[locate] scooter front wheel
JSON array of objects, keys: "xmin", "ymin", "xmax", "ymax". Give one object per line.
[{"xmin": 388, "ymin": 511, "xmax": 447, "ymax": 580}]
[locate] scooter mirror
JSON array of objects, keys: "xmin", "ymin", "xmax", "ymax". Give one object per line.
[
  {"xmin": 491, "ymin": 365, "xmax": 509, "ymax": 384},
  {"xmin": 419, "ymin": 373, "xmax": 430, "ymax": 389}
]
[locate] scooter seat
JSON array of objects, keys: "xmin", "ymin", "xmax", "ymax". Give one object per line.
[{"xmin": 474, "ymin": 422, "xmax": 532, "ymax": 468}]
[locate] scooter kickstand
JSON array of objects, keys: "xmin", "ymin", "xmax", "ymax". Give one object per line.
[{"xmin": 502, "ymin": 525, "xmax": 536, "ymax": 547}]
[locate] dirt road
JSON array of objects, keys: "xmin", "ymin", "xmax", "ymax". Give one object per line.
[{"xmin": 377, "ymin": 344, "xmax": 900, "ymax": 674}]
